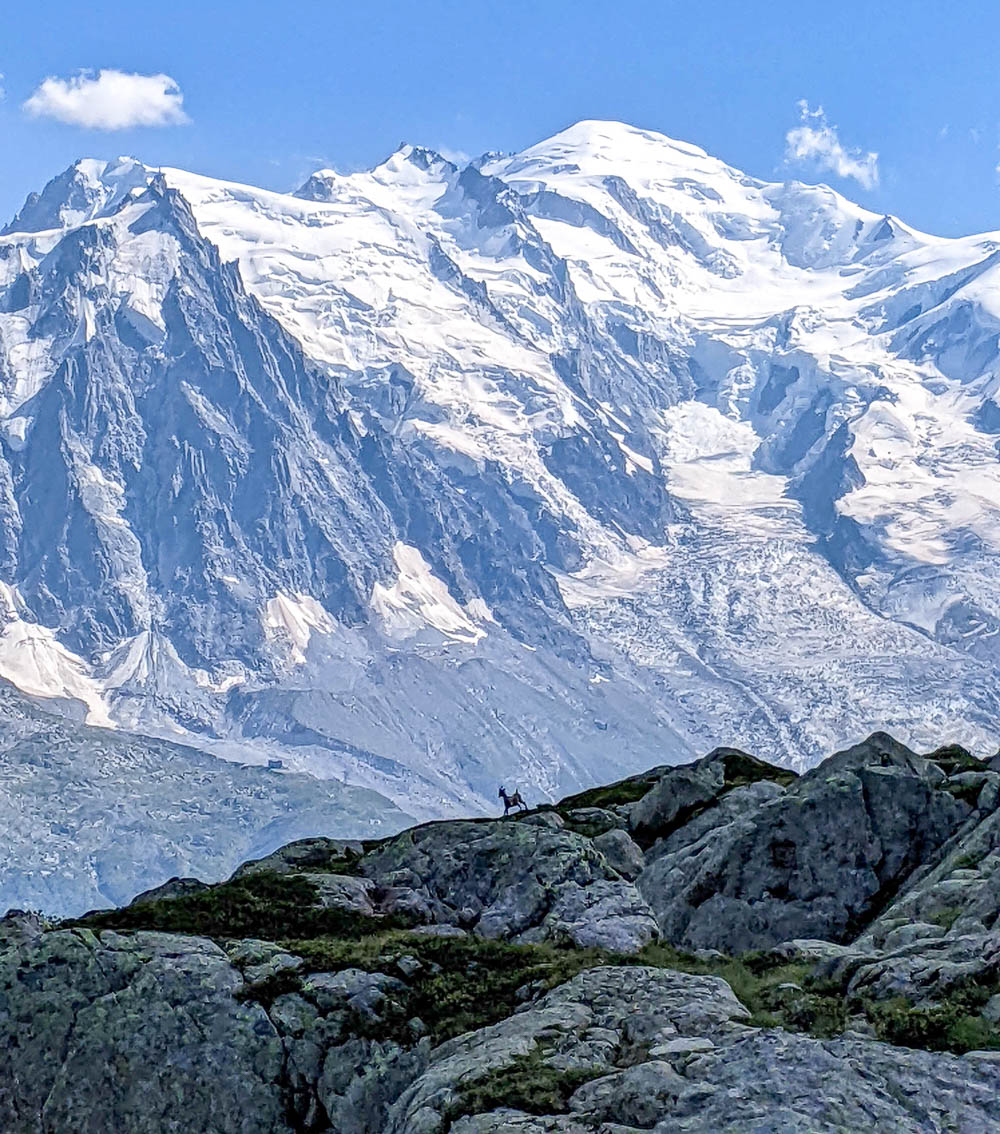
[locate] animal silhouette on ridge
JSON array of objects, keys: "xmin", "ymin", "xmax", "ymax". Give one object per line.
[{"xmin": 499, "ymin": 785, "xmax": 528, "ymax": 816}]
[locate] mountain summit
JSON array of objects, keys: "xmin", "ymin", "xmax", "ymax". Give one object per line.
[{"xmin": 0, "ymin": 121, "xmax": 998, "ymax": 911}]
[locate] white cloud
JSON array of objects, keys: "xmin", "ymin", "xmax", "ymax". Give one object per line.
[
  {"xmin": 784, "ymin": 101, "xmax": 879, "ymax": 190},
  {"xmin": 23, "ymin": 69, "xmax": 189, "ymax": 130},
  {"xmin": 0, "ymin": 73, "xmax": 6, "ymax": 101},
  {"xmin": 437, "ymin": 145, "xmax": 471, "ymax": 167}
]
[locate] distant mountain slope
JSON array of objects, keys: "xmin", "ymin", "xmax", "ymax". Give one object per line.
[
  {"xmin": 8, "ymin": 732, "xmax": 1000, "ymax": 1131},
  {"xmin": 0, "ymin": 680, "xmax": 410, "ymax": 915},
  {"xmin": 0, "ymin": 121, "xmax": 998, "ymax": 911}
]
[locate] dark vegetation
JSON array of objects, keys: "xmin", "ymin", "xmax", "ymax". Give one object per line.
[
  {"xmin": 68, "ymin": 872, "xmax": 414, "ymax": 941},
  {"xmin": 442, "ymin": 1047, "xmax": 604, "ymax": 1130},
  {"xmin": 235, "ymin": 966, "xmax": 305, "ymax": 1010},
  {"xmin": 63, "ymin": 752, "xmax": 1000, "ymax": 1060},
  {"xmin": 861, "ymin": 977, "xmax": 1000, "ymax": 1054},
  {"xmin": 943, "ymin": 779, "xmax": 984, "ymax": 808},
  {"xmin": 928, "ymin": 906, "xmax": 963, "ymax": 931},
  {"xmin": 287, "ymin": 932, "xmax": 613, "ymax": 1044},
  {"xmin": 554, "ymin": 750, "xmax": 795, "ymax": 817},
  {"xmin": 69, "ymin": 873, "xmax": 856, "ymax": 1048},
  {"xmin": 556, "ymin": 768, "xmax": 667, "ymax": 812},
  {"xmin": 718, "ymin": 750, "xmax": 798, "ymax": 791},
  {"xmin": 69, "ymin": 870, "xmax": 1000, "ymax": 1057},
  {"xmin": 924, "ymin": 745, "xmax": 984, "ymax": 775}
]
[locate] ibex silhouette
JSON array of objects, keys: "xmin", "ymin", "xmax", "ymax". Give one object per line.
[{"xmin": 498, "ymin": 785, "xmax": 528, "ymax": 816}]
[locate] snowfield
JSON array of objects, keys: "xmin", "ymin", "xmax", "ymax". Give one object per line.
[{"xmin": 0, "ymin": 119, "xmax": 998, "ymax": 910}]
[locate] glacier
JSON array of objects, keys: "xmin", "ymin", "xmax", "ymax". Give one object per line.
[{"xmin": 0, "ymin": 119, "xmax": 999, "ymax": 913}]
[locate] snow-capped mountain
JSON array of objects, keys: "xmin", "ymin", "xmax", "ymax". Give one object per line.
[{"xmin": 1, "ymin": 120, "xmax": 999, "ymax": 911}]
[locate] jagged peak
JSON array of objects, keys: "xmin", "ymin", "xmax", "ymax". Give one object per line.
[
  {"xmin": 2, "ymin": 156, "xmax": 153, "ymax": 238},
  {"xmin": 390, "ymin": 142, "xmax": 456, "ymax": 171},
  {"xmin": 292, "ymin": 168, "xmax": 341, "ymax": 202},
  {"xmin": 294, "ymin": 144, "xmax": 457, "ymax": 203}
]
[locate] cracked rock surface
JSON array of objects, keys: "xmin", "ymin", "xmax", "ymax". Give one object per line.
[
  {"xmin": 7, "ymin": 733, "xmax": 1000, "ymax": 1131},
  {"xmin": 0, "ymin": 928, "xmax": 289, "ymax": 1134}
]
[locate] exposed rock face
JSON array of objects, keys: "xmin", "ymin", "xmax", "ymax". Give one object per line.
[
  {"xmin": 808, "ymin": 772, "xmax": 1000, "ymax": 1006},
  {"xmin": 269, "ymin": 966, "xmax": 430, "ymax": 1133},
  {"xmin": 637, "ymin": 733, "xmax": 971, "ymax": 952},
  {"xmin": 393, "ymin": 967, "xmax": 1000, "ymax": 1134},
  {"xmin": 231, "ymin": 837, "xmax": 366, "ymax": 879},
  {"xmin": 360, "ymin": 817, "xmax": 660, "ymax": 952},
  {"xmin": 590, "ymin": 827, "xmax": 644, "ymax": 880},
  {"xmin": 6, "ymin": 732, "xmax": 1000, "ymax": 1132},
  {"xmin": 629, "ymin": 746, "xmax": 785, "ymax": 845},
  {"xmin": 384, "ymin": 966, "xmax": 751, "ymax": 1133},
  {"xmin": 0, "ymin": 928, "xmax": 290, "ymax": 1133}
]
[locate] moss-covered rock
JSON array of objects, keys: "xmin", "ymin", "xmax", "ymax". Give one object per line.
[{"xmin": 70, "ymin": 871, "xmax": 412, "ymax": 941}]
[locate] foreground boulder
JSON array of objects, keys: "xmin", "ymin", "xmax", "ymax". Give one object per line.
[
  {"xmin": 387, "ymin": 967, "xmax": 1000, "ymax": 1133},
  {"xmin": 0, "ymin": 928, "xmax": 289, "ymax": 1133},
  {"xmin": 7, "ymin": 926, "xmax": 1000, "ymax": 1134},
  {"xmin": 5, "ymin": 730, "xmax": 1000, "ymax": 1132},
  {"xmin": 637, "ymin": 733, "xmax": 973, "ymax": 952}
]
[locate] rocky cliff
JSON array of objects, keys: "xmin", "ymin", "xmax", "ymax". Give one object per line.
[
  {"xmin": 3, "ymin": 124, "xmax": 1000, "ymax": 917},
  {"xmin": 6, "ymin": 731, "xmax": 1000, "ymax": 1132}
]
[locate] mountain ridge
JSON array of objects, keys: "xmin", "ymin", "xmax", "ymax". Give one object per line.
[
  {"xmin": 7, "ymin": 729, "xmax": 1000, "ymax": 1131},
  {"xmin": 0, "ymin": 119, "xmax": 998, "ymax": 912}
]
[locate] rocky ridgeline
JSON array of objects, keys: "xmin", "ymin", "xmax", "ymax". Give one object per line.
[{"xmin": 6, "ymin": 733, "xmax": 1000, "ymax": 1131}]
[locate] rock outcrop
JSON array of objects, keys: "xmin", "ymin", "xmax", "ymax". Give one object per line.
[
  {"xmin": 5, "ymin": 731, "xmax": 1000, "ymax": 1132},
  {"xmin": 358, "ymin": 816, "xmax": 660, "ymax": 952},
  {"xmin": 387, "ymin": 967, "xmax": 1000, "ymax": 1133},
  {"xmin": 0, "ymin": 928, "xmax": 290, "ymax": 1133},
  {"xmin": 638, "ymin": 733, "xmax": 971, "ymax": 953}
]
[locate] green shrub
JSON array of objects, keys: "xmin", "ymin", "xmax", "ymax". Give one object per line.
[
  {"xmin": 928, "ymin": 907, "xmax": 962, "ymax": 931},
  {"xmin": 952, "ymin": 850, "xmax": 985, "ymax": 871},
  {"xmin": 235, "ymin": 966, "xmax": 303, "ymax": 1009},
  {"xmin": 926, "ymin": 745, "xmax": 983, "ymax": 775},
  {"xmin": 284, "ymin": 932, "xmax": 612, "ymax": 1044},
  {"xmin": 443, "ymin": 1047, "xmax": 603, "ymax": 1128},
  {"xmin": 633, "ymin": 943, "xmax": 845, "ymax": 1036},
  {"xmin": 67, "ymin": 871, "xmax": 413, "ymax": 941},
  {"xmin": 719, "ymin": 750, "xmax": 797, "ymax": 790},
  {"xmin": 862, "ymin": 978, "xmax": 1000, "ymax": 1054},
  {"xmin": 556, "ymin": 773, "xmax": 662, "ymax": 812},
  {"xmin": 944, "ymin": 780, "xmax": 984, "ymax": 808}
]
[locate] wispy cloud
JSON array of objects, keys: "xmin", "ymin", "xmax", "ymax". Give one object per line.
[
  {"xmin": 24, "ymin": 70, "xmax": 189, "ymax": 130},
  {"xmin": 784, "ymin": 101, "xmax": 879, "ymax": 190},
  {"xmin": 437, "ymin": 145, "xmax": 471, "ymax": 167},
  {"xmin": 0, "ymin": 73, "xmax": 6, "ymax": 102}
]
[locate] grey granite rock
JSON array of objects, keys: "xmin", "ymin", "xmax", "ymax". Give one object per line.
[
  {"xmin": 361, "ymin": 817, "xmax": 659, "ymax": 952},
  {"xmin": 0, "ymin": 929, "xmax": 289, "ymax": 1133},
  {"xmin": 562, "ymin": 807, "xmax": 625, "ymax": 835},
  {"xmin": 300, "ymin": 872, "xmax": 377, "ymax": 915},
  {"xmin": 231, "ymin": 837, "xmax": 366, "ymax": 879},
  {"xmin": 592, "ymin": 827, "xmax": 645, "ymax": 880},
  {"xmin": 383, "ymin": 962, "xmax": 1000, "ymax": 1133},
  {"xmin": 637, "ymin": 733, "xmax": 969, "ymax": 953}
]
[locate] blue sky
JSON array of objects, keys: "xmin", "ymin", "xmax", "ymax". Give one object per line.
[{"xmin": 2, "ymin": 0, "xmax": 998, "ymax": 236}]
